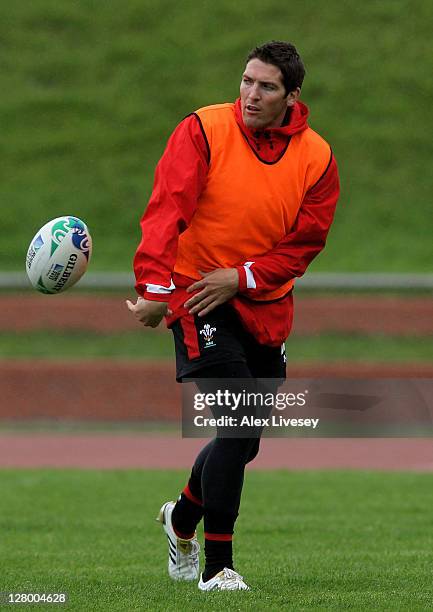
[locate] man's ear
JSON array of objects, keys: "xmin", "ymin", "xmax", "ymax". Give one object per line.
[{"xmin": 286, "ymin": 87, "xmax": 301, "ymax": 107}]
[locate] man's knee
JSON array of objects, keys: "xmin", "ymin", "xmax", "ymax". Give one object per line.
[{"xmin": 212, "ymin": 436, "xmax": 259, "ymax": 464}]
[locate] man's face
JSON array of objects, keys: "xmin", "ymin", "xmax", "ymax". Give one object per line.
[{"xmin": 240, "ymin": 58, "xmax": 299, "ymax": 129}]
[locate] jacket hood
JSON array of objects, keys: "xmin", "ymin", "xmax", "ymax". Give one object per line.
[
  {"xmin": 234, "ymin": 97, "xmax": 309, "ymax": 137},
  {"xmin": 233, "ymin": 98, "xmax": 309, "ymax": 162}
]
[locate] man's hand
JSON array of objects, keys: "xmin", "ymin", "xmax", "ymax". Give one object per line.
[
  {"xmin": 184, "ymin": 268, "xmax": 239, "ymax": 317},
  {"xmin": 126, "ymin": 297, "xmax": 171, "ymax": 328}
]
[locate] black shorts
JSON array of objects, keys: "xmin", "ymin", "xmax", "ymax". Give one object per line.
[{"xmin": 170, "ymin": 303, "xmax": 286, "ymax": 381}]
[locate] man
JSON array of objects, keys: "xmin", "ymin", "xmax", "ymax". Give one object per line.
[{"xmin": 127, "ymin": 41, "xmax": 340, "ymax": 591}]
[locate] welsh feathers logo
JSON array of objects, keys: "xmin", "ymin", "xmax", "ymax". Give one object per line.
[
  {"xmin": 200, "ymin": 323, "xmax": 216, "ymax": 348},
  {"xmin": 50, "ymin": 217, "xmax": 90, "ymax": 260}
]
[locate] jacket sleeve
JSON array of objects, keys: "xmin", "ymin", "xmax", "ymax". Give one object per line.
[
  {"xmin": 133, "ymin": 114, "xmax": 209, "ymax": 300},
  {"xmin": 236, "ymin": 153, "xmax": 340, "ymax": 294}
]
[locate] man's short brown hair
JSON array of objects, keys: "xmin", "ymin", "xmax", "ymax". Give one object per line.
[{"xmin": 246, "ymin": 41, "xmax": 305, "ymax": 96}]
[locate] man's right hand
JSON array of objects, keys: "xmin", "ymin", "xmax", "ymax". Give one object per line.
[{"xmin": 125, "ymin": 297, "xmax": 171, "ymax": 328}]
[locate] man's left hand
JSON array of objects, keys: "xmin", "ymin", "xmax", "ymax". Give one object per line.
[{"xmin": 184, "ymin": 268, "xmax": 239, "ymax": 317}]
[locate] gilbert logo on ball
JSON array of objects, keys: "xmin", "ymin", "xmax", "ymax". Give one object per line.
[{"xmin": 26, "ymin": 216, "xmax": 92, "ymax": 294}]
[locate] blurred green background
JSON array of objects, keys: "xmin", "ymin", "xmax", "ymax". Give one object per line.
[{"xmin": 1, "ymin": 0, "xmax": 432, "ymax": 273}]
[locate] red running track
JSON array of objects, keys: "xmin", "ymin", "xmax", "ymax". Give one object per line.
[{"xmin": 0, "ymin": 434, "xmax": 432, "ymax": 471}]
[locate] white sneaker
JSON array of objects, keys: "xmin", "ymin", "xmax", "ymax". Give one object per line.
[
  {"xmin": 198, "ymin": 567, "xmax": 250, "ymax": 591},
  {"xmin": 156, "ymin": 501, "xmax": 200, "ymax": 581}
]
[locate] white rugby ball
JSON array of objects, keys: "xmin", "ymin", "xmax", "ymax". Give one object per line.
[{"xmin": 25, "ymin": 216, "xmax": 92, "ymax": 294}]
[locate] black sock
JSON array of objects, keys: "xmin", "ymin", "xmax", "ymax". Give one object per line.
[
  {"xmin": 171, "ymin": 492, "xmax": 203, "ymax": 538},
  {"xmin": 202, "ymin": 539, "xmax": 233, "ymax": 582}
]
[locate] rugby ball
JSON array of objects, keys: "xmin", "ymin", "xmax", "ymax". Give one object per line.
[{"xmin": 25, "ymin": 216, "xmax": 92, "ymax": 294}]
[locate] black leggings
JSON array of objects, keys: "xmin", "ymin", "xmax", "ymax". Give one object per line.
[{"xmin": 186, "ymin": 361, "xmax": 264, "ymax": 535}]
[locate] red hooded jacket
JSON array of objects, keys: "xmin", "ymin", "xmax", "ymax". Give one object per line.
[{"xmin": 133, "ymin": 99, "xmax": 340, "ymax": 346}]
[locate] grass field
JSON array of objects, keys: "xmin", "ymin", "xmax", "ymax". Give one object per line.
[
  {"xmin": 1, "ymin": 470, "xmax": 433, "ymax": 610},
  {"xmin": 1, "ymin": 0, "xmax": 432, "ymax": 272},
  {"xmin": 1, "ymin": 330, "xmax": 432, "ymax": 362}
]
